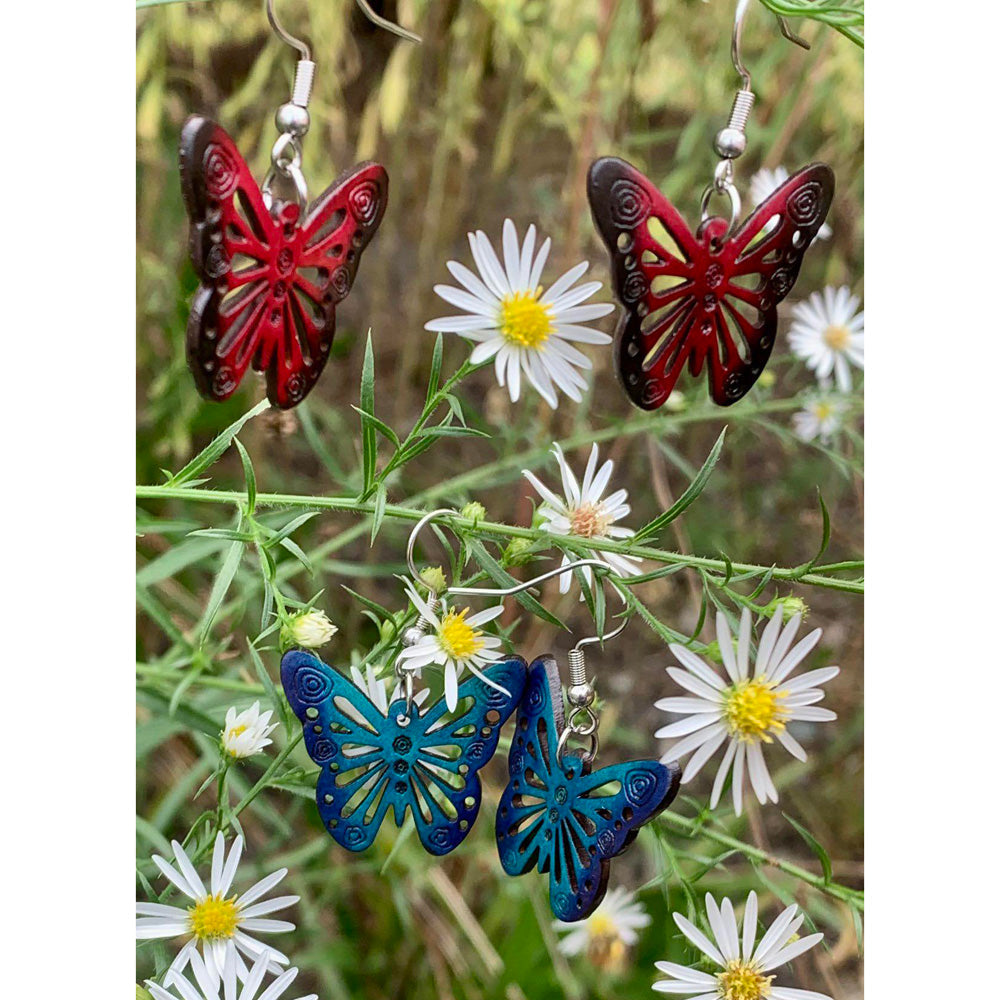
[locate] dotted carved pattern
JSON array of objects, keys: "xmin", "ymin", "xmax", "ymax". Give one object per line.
[
  {"xmin": 587, "ymin": 156, "xmax": 834, "ymax": 409},
  {"xmin": 179, "ymin": 116, "xmax": 389, "ymax": 409},
  {"xmin": 280, "ymin": 650, "xmax": 527, "ymax": 856},
  {"xmin": 495, "ymin": 656, "xmax": 681, "ymax": 923}
]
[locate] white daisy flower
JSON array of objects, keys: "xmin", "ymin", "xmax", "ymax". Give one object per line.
[
  {"xmin": 654, "ymin": 607, "xmax": 839, "ymax": 816},
  {"xmin": 221, "ymin": 702, "xmax": 279, "ymax": 761},
  {"xmin": 136, "ymin": 833, "xmax": 299, "ymax": 987},
  {"xmin": 281, "ymin": 609, "xmax": 337, "ymax": 649},
  {"xmin": 787, "ymin": 286, "xmax": 864, "ymax": 393},
  {"xmin": 425, "ymin": 218, "xmax": 614, "ymax": 408},
  {"xmin": 349, "ymin": 663, "xmax": 429, "ymax": 714},
  {"xmin": 394, "ymin": 580, "xmax": 505, "ymax": 711},
  {"xmin": 523, "ymin": 442, "xmax": 642, "ymax": 594},
  {"xmin": 147, "ymin": 946, "xmax": 317, "ymax": 1000},
  {"xmin": 750, "ymin": 166, "xmax": 832, "ymax": 241},
  {"xmin": 791, "ymin": 395, "xmax": 847, "ymax": 445},
  {"xmin": 654, "ymin": 891, "xmax": 830, "ymax": 1000},
  {"xmin": 555, "ymin": 887, "xmax": 651, "ymax": 972}
]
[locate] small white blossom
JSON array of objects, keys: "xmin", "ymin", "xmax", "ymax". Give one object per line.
[
  {"xmin": 221, "ymin": 702, "xmax": 278, "ymax": 760},
  {"xmin": 654, "ymin": 607, "xmax": 838, "ymax": 816},
  {"xmin": 555, "ymin": 888, "xmax": 650, "ymax": 972},
  {"xmin": 349, "ymin": 663, "xmax": 429, "ymax": 714},
  {"xmin": 136, "ymin": 833, "xmax": 299, "ymax": 987},
  {"xmin": 787, "ymin": 286, "xmax": 864, "ymax": 393},
  {"xmin": 791, "ymin": 395, "xmax": 847, "ymax": 444},
  {"xmin": 523, "ymin": 442, "xmax": 642, "ymax": 594},
  {"xmin": 395, "ymin": 580, "xmax": 505, "ymax": 711},
  {"xmin": 426, "ymin": 218, "xmax": 614, "ymax": 409},
  {"xmin": 653, "ymin": 891, "xmax": 831, "ymax": 1000},
  {"xmin": 146, "ymin": 947, "xmax": 317, "ymax": 1000}
]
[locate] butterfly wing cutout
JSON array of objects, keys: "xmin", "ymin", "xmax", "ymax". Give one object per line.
[
  {"xmin": 496, "ymin": 656, "xmax": 681, "ymax": 922},
  {"xmin": 587, "ymin": 156, "xmax": 834, "ymax": 408},
  {"xmin": 282, "ymin": 651, "xmax": 527, "ymax": 855},
  {"xmin": 179, "ymin": 116, "xmax": 388, "ymax": 409}
]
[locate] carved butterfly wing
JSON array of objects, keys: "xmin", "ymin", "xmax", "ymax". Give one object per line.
[
  {"xmin": 496, "ymin": 656, "xmax": 680, "ymax": 921},
  {"xmin": 281, "ymin": 650, "xmax": 400, "ymax": 851},
  {"xmin": 179, "ymin": 115, "xmax": 388, "ymax": 409},
  {"xmin": 180, "ymin": 116, "xmax": 281, "ymax": 404},
  {"xmin": 692, "ymin": 162, "xmax": 835, "ymax": 404},
  {"xmin": 402, "ymin": 656, "xmax": 528, "ymax": 855},
  {"xmin": 587, "ymin": 156, "xmax": 834, "ymax": 408}
]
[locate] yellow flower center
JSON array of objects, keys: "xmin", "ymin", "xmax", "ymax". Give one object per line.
[
  {"xmin": 717, "ymin": 960, "xmax": 775, "ymax": 1000},
  {"xmin": 585, "ymin": 914, "xmax": 627, "ymax": 972},
  {"xmin": 812, "ymin": 401, "xmax": 834, "ymax": 421},
  {"xmin": 723, "ymin": 678, "xmax": 787, "ymax": 742},
  {"xmin": 188, "ymin": 894, "xmax": 239, "ymax": 941},
  {"xmin": 569, "ymin": 502, "xmax": 610, "ymax": 539},
  {"xmin": 822, "ymin": 324, "xmax": 850, "ymax": 351},
  {"xmin": 437, "ymin": 608, "xmax": 485, "ymax": 659},
  {"xmin": 499, "ymin": 290, "xmax": 553, "ymax": 348}
]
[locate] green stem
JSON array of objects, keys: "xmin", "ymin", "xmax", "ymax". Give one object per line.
[
  {"xmin": 656, "ymin": 811, "xmax": 863, "ymax": 909},
  {"xmin": 135, "ymin": 487, "xmax": 861, "ymax": 594}
]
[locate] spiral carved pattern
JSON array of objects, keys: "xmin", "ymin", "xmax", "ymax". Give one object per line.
[
  {"xmin": 596, "ymin": 829, "xmax": 617, "ymax": 855},
  {"xmin": 330, "ymin": 265, "xmax": 352, "ymax": 298},
  {"xmin": 311, "ymin": 737, "xmax": 336, "ymax": 762},
  {"xmin": 290, "ymin": 663, "xmax": 335, "ymax": 704},
  {"xmin": 622, "ymin": 271, "xmax": 649, "ymax": 304},
  {"xmin": 785, "ymin": 181, "xmax": 823, "ymax": 226},
  {"xmin": 203, "ymin": 143, "xmax": 239, "ymax": 199},
  {"xmin": 609, "ymin": 178, "xmax": 651, "ymax": 227},
  {"xmin": 348, "ymin": 180, "xmax": 381, "ymax": 225},
  {"xmin": 624, "ymin": 768, "xmax": 656, "ymax": 805}
]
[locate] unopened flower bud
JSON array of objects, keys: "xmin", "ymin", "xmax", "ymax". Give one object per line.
[
  {"xmin": 503, "ymin": 536, "xmax": 534, "ymax": 566},
  {"xmin": 419, "ymin": 565, "xmax": 448, "ymax": 594},
  {"xmin": 281, "ymin": 608, "xmax": 338, "ymax": 649},
  {"xmin": 758, "ymin": 370, "xmax": 776, "ymax": 389},
  {"xmin": 460, "ymin": 501, "xmax": 487, "ymax": 525},
  {"xmin": 764, "ymin": 596, "xmax": 809, "ymax": 622}
]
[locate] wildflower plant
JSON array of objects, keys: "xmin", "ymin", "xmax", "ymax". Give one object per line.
[{"xmin": 137, "ymin": 1, "xmax": 863, "ymax": 996}]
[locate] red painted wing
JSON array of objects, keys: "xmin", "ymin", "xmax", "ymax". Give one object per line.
[
  {"xmin": 179, "ymin": 116, "xmax": 388, "ymax": 409},
  {"xmin": 587, "ymin": 156, "xmax": 834, "ymax": 408}
]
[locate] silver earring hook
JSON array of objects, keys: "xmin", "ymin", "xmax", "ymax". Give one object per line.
[
  {"xmin": 266, "ymin": 0, "xmax": 312, "ymax": 61},
  {"xmin": 354, "ymin": 0, "xmax": 422, "ymax": 44},
  {"xmin": 731, "ymin": 0, "xmax": 810, "ymax": 93},
  {"xmin": 405, "ymin": 508, "xmax": 615, "ymax": 599}
]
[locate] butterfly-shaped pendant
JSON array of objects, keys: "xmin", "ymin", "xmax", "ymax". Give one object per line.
[
  {"xmin": 282, "ymin": 650, "xmax": 527, "ymax": 855},
  {"xmin": 496, "ymin": 656, "xmax": 681, "ymax": 922},
  {"xmin": 587, "ymin": 156, "xmax": 834, "ymax": 409},
  {"xmin": 179, "ymin": 116, "xmax": 388, "ymax": 409}
]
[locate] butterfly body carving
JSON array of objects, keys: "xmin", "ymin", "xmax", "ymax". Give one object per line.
[
  {"xmin": 495, "ymin": 656, "xmax": 681, "ymax": 921},
  {"xmin": 587, "ymin": 156, "xmax": 834, "ymax": 409},
  {"xmin": 282, "ymin": 651, "xmax": 527, "ymax": 855},
  {"xmin": 179, "ymin": 116, "xmax": 388, "ymax": 409}
]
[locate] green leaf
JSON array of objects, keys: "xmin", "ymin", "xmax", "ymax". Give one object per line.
[
  {"xmin": 233, "ymin": 438, "xmax": 256, "ymax": 514},
  {"xmin": 360, "ymin": 330, "xmax": 377, "ymax": 493},
  {"xmin": 278, "ymin": 536, "xmax": 313, "ymax": 574},
  {"xmin": 166, "ymin": 399, "xmax": 270, "ymax": 486},
  {"xmin": 351, "ymin": 406, "xmax": 401, "ymax": 448},
  {"xmin": 371, "ymin": 482, "xmax": 388, "ymax": 545},
  {"xmin": 187, "ymin": 529, "xmax": 255, "ymax": 542},
  {"xmin": 783, "ymin": 812, "xmax": 833, "ymax": 884},
  {"xmin": 263, "ymin": 511, "xmax": 320, "ymax": 548},
  {"xmin": 196, "ymin": 538, "xmax": 245, "ymax": 645},
  {"xmin": 415, "ymin": 424, "xmax": 491, "ymax": 440},
  {"xmin": 425, "ymin": 333, "xmax": 444, "ymax": 406},
  {"xmin": 248, "ymin": 640, "xmax": 291, "ymax": 735},
  {"xmin": 634, "ymin": 429, "xmax": 726, "ymax": 541}
]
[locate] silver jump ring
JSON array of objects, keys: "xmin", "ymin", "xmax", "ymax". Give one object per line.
[
  {"xmin": 557, "ymin": 726, "xmax": 599, "ymax": 766},
  {"xmin": 262, "ymin": 161, "xmax": 308, "ymax": 213},
  {"xmin": 700, "ymin": 180, "xmax": 741, "ymax": 238}
]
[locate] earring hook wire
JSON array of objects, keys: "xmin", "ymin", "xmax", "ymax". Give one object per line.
[
  {"xmin": 731, "ymin": 0, "xmax": 810, "ymax": 92},
  {"xmin": 354, "ymin": 0, "xmax": 422, "ymax": 43}
]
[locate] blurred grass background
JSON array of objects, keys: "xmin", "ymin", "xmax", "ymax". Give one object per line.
[{"xmin": 136, "ymin": 1, "xmax": 863, "ymax": 997}]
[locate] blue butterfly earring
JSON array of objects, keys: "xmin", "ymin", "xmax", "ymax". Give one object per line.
[
  {"xmin": 281, "ymin": 508, "xmax": 616, "ymax": 857},
  {"xmin": 496, "ymin": 621, "xmax": 682, "ymax": 922}
]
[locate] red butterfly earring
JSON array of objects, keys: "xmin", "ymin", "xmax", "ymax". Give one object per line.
[
  {"xmin": 179, "ymin": 0, "xmax": 418, "ymax": 409},
  {"xmin": 587, "ymin": 2, "xmax": 834, "ymax": 410}
]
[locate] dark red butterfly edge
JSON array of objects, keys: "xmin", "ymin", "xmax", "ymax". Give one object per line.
[
  {"xmin": 178, "ymin": 115, "xmax": 388, "ymax": 409},
  {"xmin": 587, "ymin": 156, "xmax": 834, "ymax": 409}
]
